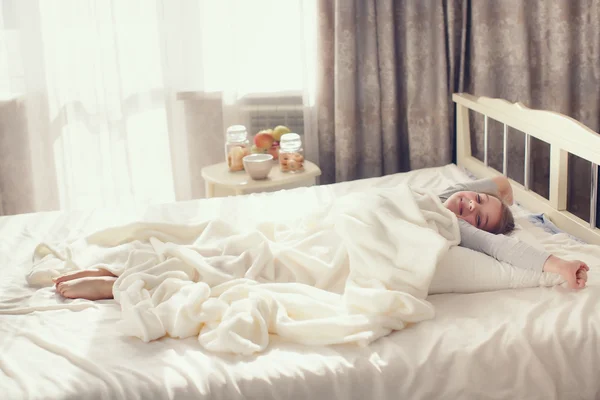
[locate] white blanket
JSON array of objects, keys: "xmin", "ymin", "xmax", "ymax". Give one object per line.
[{"xmin": 28, "ymin": 185, "xmax": 460, "ymax": 354}]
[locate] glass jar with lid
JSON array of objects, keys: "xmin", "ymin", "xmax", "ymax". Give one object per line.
[
  {"xmin": 225, "ymin": 125, "xmax": 250, "ymax": 172},
  {"xmin": 278, "ymin": 133, "xmax": 304, "ymax": 173}
]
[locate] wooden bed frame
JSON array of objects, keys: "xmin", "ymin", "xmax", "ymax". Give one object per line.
[{"xmin": 453, "ymin": 93, "xmax": 600, "ymax": 245}]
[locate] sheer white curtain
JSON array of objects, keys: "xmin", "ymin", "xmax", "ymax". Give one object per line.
[{"xmin": 0, "ymin": 0, "xmax": 316, "ymax": 215}]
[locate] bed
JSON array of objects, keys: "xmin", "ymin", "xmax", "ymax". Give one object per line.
[{"xmin": 1, "ymin": 94, "xmax": 599, "ymax": 400}]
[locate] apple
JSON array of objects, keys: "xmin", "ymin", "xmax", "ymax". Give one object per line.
[
  {"xmin": 254, "ymin": 129, "xmax": 275, "ymax": 149},
  {"xmin": 250, "ymin": 145, "xmax": 267, "ymax": 154},
  {"xmin": 272, "ymin": 125, "xmax": 291, "ymax": 142},
  {"xmin": 268, "ymin": 142, "xmax": 280, "ymax": 160}
]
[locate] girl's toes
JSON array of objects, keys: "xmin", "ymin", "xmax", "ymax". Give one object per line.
[
  {"xmin": 54, "ymin": 273, "xmax": 79, "ymax": 284},
  {"xmin": 58, "ymin": 283, "xmax": 67, "ymax": 295}
]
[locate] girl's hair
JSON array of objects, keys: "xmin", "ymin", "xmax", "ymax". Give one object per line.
[{"xmin": 487, "ymin": 193, "xmax": 515, "ymax": 235}]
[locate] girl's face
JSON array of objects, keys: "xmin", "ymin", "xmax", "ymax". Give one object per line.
[{"xmin": 444, "ymin": 191, "xmax": 502, "ymax": 233}]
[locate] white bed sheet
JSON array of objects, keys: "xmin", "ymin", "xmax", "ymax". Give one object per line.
[{"xmin": 1, "ymin": 164, "xmax": 599, "ymax": 400}]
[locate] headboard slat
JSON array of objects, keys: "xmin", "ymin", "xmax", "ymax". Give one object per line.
[
  {"xmin": 590, "ymin": 163, "xmax": 598, "ymax": 229},
  {"xmin": 456, "ymin": 103, "xmax": 471, "ymax": 165},
  {"xmin": 524, "ymin": 134, "xmax": 531, "ymax": 190},
  {"xmin": 483, "ymin": 115, "xmax": 489, "ymax": 166},
  {"xmin": 549, "ymin": 145, "xmax": 568, "ymax": 211},
  {"xmin": 502, "ymin": 124, "xmax": 508, "ymax": 175}
]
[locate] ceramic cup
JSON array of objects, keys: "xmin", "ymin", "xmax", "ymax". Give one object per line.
[{"xmin": 242, "ymin": 153, "xmax": 274, "ymax": 180}]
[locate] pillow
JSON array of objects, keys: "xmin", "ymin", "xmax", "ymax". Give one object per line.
[{"xmin": 429, "ymin": 245, "xmax": 563, "ymax": 295}]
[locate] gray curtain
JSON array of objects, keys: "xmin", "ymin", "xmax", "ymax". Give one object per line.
[
  {"xmin": 315, "ymin": 0, "xmax": 466, "ymax": 183},
  {"xmin": 315, "ymin": 0, "xmax": 600, "ymax": 221},
  {"xmin": 466, "ymin": 1, "xmax": 600, "ymax": 222}
]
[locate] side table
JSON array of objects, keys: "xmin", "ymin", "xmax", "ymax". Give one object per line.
[{"xmin": 201, "ymin": 160, "xmax": 322, "ymax": 198}]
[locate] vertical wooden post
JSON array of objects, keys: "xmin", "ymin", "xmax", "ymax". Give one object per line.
[
  {"xmin": 456, "ymin": 104, "xmax": 471, "ymax": 167},
  {"xmin": 502, "ymin": 124, "xmax": 508, "ymax": 175},
  {"xmin": 483, "ymin": 115, "xmax": 489, "ymax": 166},
  {"xmin": 549, "ymin": 144, "xmax": 568, "ymax": 210},
  {"xmin": 524, "ymin": 135, "xmax": 531, "ymax": 190},
  {"xmin": 590, "ymin": 163, "xmax": 598, "ymax": 228}
]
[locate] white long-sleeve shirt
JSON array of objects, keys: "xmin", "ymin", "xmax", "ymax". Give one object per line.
[{"xmin": 438, "ymin": 179, "xmax": 551, "ymax": 272}]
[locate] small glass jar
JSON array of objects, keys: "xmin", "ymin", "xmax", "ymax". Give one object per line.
[
  {"xmin": 278, "ymin": 133, "xmax": 304, "ymax": 173},
  {"xmin": 225, "ymin": 125, "xmax": 250, "ymax": 172}
]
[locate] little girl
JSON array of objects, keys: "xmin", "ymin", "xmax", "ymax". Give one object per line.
[
  {"xmin": 53, "ymin": 176, "xmax": 589, "ymax": 300},
  {"xmin": 440, "ymin": 175, "xmax": 588, "ymax": 289}
]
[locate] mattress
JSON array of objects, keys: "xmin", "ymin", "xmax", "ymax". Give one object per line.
[{"xmin": 1, "ymin": 164, "xmax": 599, "ymax": 400}]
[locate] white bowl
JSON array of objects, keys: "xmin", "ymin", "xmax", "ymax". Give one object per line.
[{"xmin": 243, "ymin": 153, "xmax": 274, "ymax": 180}]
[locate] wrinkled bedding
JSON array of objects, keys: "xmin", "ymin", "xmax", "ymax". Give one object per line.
[
  {"xmin": 27, "ymin": 185, "xmax": 459, "ymax": 354},
  {"xmin": 1, "ymin": 164, "xmax": 599, "ymax": 400}
]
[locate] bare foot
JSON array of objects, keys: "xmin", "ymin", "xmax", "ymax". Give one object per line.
[
  {"xmin": 56, "ymin": 276, "xmax": 117, "ymax": 300},
  {"xmin": 53, "ymin": 268, "xmax": 116, "ymax": 285},
  {"xmin": 576, "ymin": 268, "xmax": 588, "ymax": 289}
]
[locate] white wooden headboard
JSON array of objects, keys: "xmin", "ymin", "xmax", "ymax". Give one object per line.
[{"xmin": 453, "ymin": 92, "xmax": 600, "ymax": 245}]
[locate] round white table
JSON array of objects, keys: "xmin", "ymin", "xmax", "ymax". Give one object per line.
[{"xmin": 201, "ymin": 160, "xmax": 322, "ymax": 198}]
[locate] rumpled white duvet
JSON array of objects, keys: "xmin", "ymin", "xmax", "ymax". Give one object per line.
[{"xmin": 27, "ymin": 185, "xmax": 460, "ymax": 354}]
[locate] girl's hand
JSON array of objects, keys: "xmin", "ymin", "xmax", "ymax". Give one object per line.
[
  {"xmin": 492, "ymin": 176, "xmax": 514, "ymax": 206},
  {"xmin": 543, "ymin": 256, "xmax": 590, "ymax": 289}
]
